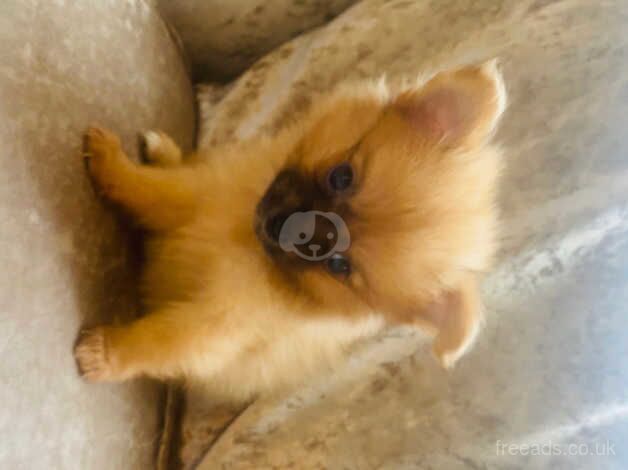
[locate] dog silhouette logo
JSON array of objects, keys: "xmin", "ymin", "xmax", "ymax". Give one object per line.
[{"xmin": 278, "ymin": 211, "xmax": 350, "ymax": 261}]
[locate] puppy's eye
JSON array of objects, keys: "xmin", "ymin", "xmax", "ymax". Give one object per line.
[
  {"xmin": 327, "ymin": 163, "xmax": 353, "ymax": 192},
  {"xmin": 326, "ymin": 253, "xmax": 351, "ymax": 276}
]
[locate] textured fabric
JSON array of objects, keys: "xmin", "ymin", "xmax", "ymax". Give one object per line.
[
  {"xmin": 156, "ymin": 0, "xmax": 358, "ymax": 81},
  {"xmin": 186, "ymin": 0, "xmax": 628, "ymax": 468},
  {"xmin": 0, "ymin": 1, "xmax": 195, "ymax": 468}
]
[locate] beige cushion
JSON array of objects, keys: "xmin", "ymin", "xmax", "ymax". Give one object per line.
[
  {"xmin": 0, "ymin": 1, "xmax": 195, "ymax": 468},
  {"xmin": 157, "ymin": 0, "xmax": 358, "ymax": 80}
]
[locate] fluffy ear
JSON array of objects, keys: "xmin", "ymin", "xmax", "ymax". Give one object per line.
[
  {"xmin": 394, "ymin": 60, "xmax": 506, "ymax": 148},
  {"xmin": 417, "ymin": 275, "xmax": 483, "ymax": 368}
]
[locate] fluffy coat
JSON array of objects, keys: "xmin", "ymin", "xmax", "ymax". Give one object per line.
[{"xmin": 74, "ymin": 61, "xmax": 506, "ymax": 403}]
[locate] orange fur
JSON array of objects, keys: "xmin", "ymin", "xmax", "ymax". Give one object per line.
[{"xmin": 74, "ymin": 61, "xmax": 506, "ymax": 402}]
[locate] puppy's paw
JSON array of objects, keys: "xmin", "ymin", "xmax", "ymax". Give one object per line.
[
  {"xmin": 84, "ymin": 125, "xmax": 121, "ymax": 157},
  {"xmin": 139, "ymin": 130, "xmax": 182, "ymax": 167},
  {"xmin": 83, "ymin": 126, "xmax": 124, "ymax": 195},
  {"xmin": 74, "ymin": 327, "xmax": 114, "ymax": 383}
]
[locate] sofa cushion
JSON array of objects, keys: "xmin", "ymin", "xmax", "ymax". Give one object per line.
[
  {"xmin": 0, "ymin": 1, "xmax": 195, "ymax": 468},
  {"xmin": 156, "ymin": 0, "xmax": 358, "ymax": 81}
]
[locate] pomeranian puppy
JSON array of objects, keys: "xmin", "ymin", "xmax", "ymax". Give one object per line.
[{"xmin": 74, "ymin": 61, "xmax": 506, "ymax": 402}]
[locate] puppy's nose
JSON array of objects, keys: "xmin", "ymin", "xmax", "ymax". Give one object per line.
[
  {"xmin": 308, "ymin": 244, "xmax": 321, "ymax": 254},
  {"xmin": 265, "ymin": 214, "xmax": 288, "ymax": 243}
]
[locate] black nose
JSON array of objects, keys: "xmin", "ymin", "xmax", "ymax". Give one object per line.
[{"xmin": 265, "ymin": 214, "xmax": 288, "ymax": 242}]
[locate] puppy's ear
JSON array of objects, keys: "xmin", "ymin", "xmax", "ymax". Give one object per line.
[
  {"xmin": 417, "ymin": 275, "xmax": 483, "ymax": 368},
  {"xmin": 394, "ymin": 60, "xmax": 506, "ymax": 148}
]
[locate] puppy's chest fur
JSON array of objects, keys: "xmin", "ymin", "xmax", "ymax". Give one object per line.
[{"xmin": 140, "ymin": 188, "xmax": 381, "ymax": 400}]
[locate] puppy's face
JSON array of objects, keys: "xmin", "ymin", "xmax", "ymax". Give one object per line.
[{"xmin": 255, "ymin": 62, "xmax": 506, "ymax": 366}]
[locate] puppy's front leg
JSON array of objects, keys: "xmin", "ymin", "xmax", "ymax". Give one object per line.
[
  {"xmin": 74, "ymin": 310, "xmax": 209, "ymax": 382},
  {"xmin": 83, "ymin": 126, "xmax": 200, "ymax": 231}
]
